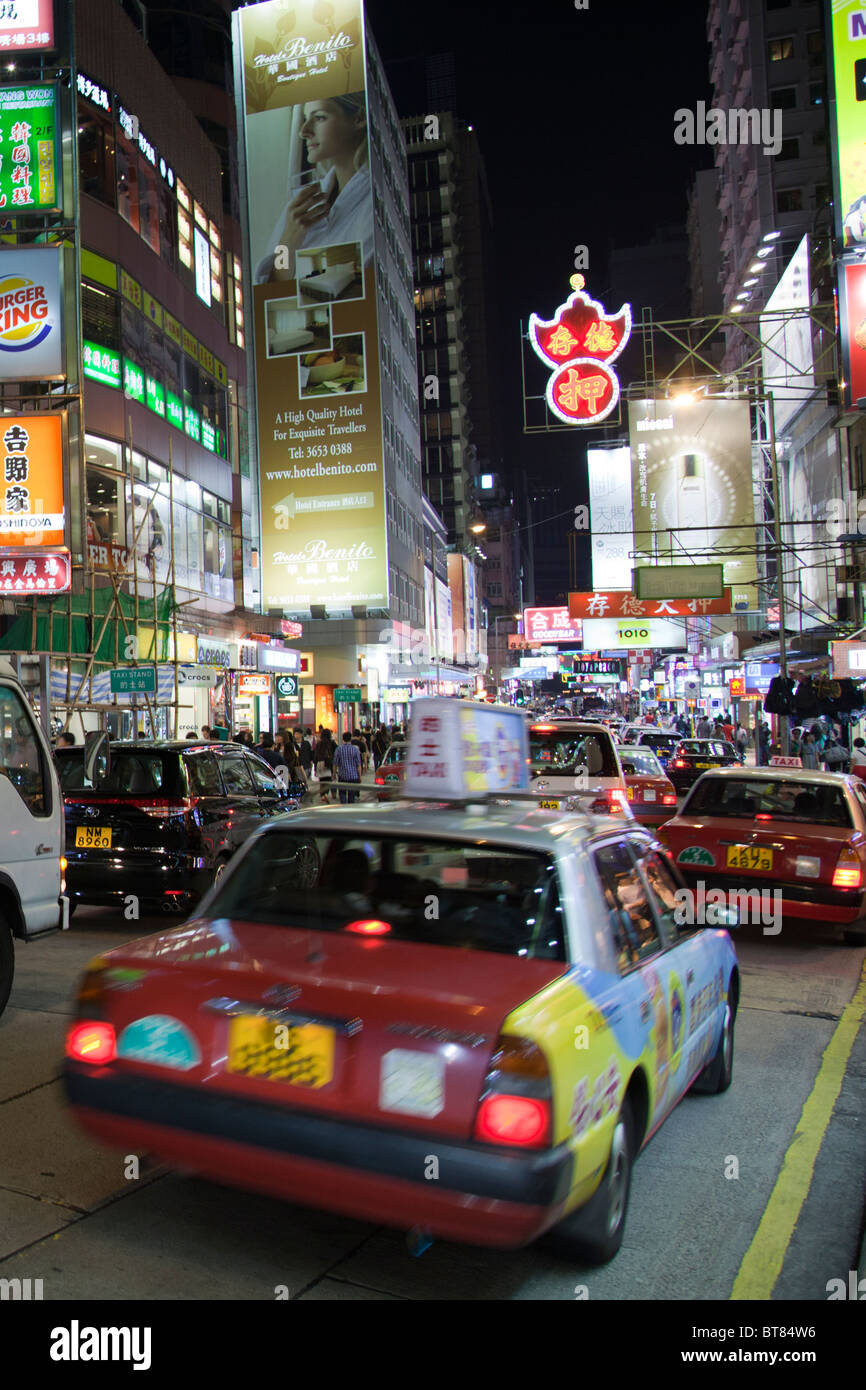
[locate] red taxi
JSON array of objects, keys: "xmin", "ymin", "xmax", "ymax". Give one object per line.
[
  {"xmin": 656, "ymin": 766, "xmax": 866, "ymax": 945},
  {"xmin": 618, "ymin": 748, "xmax": 678, "ymax": 826},
  {"xmin": 374, "ymin": 740, "xmax": 406, "ymax": 795}
]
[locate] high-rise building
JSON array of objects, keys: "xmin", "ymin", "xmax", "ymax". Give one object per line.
[{"xmin": 402, "ymin": 110, "xmax": 499, "ymax": 549}]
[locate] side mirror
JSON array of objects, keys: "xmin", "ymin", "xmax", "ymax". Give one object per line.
[{"xmin": 84, "ymin": 730, "xmax": 110, "ymax": 788}]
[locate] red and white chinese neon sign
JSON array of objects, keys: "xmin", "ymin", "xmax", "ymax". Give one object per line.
[{"xmin": 529, "ymin": 274, "xmax": 631, "ymax": 425}]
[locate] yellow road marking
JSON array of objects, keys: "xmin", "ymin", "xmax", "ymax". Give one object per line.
[{"xmin": 731, "ymin": 960, "xmax": 866, "ymax": 1301}]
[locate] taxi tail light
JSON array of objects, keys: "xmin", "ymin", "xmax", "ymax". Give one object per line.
[
  {"xmin": 662, "ymin": 793, "xmax": 677, "ymax": 805},
  {"xmin": 590, "ymin": 789, "xmax": 628, "ymax": 815},
  {"xmin": 67, "ymin": 1020, "xmax": 116, "ymax": 1064},
  {"xmin": 673, "ymin": 759, "xmax": 689, "ymax": 769},
  {"xmin": 832, "ymin": 843, "xmax": 863, "ymax": 890},
  {"xmin": 473, "ymin": 1034, "xmax": 552, "ymax": 1149}
]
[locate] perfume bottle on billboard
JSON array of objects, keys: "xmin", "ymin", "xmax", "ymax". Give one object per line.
[{"xmin": 676, "ymin": 453, "xmax": 710, "ymax": 553}]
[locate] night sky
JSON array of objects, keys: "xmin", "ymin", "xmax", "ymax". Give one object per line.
[{"xmin": 369, "ymin": 0, "xmax": 715, "ymax": 510}]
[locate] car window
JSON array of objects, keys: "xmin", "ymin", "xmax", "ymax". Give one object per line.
[
  {"xmin": 0, "ymin": 685, "xmax": 49, "ymax": 816},
  {"xmin": 185, "ymin": 751, "xmax": 223, "ymax": 797},
  {"xmin": 593, "ymin": 840, "xmax": 664, "ymax": 973},
  {"xmin": 529, "ymin": 727, "xmax": 619, "ymax": 777},
  {"xmin": 247, "ymin": 755, "xmax": 280, "ymax": 795},
  {"xmin": 209, "ymin": 831, "xmax": 566, "ymax": 960},
  {"xmin": 685, "ymin": 776, "xmax": 852, "ymax": 826},
  {"xmin": 632, "ymin": 845, "xmax": 692, "ymax": 944},
  {"xmin": 58, "ymin": 749, "xmax": 175, "ymax": 795},
  {"xmin": 621, "ymin": 750, "xmax": 664, "ymax": 778},
  {"xmin": 217, "ymin": 751, "xmax": 256, "ymax": 795}
]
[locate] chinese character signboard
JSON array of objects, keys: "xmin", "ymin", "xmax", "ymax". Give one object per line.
[
  {"xmin": 0, "ymin": 413, "xmax": 63, "ymax": 545},
  {"xmin": 0, "ymin": 546, "xmax": 69, "ymax": 591},
  {"xmin": 0, "ymin": 1, "xmax": 54, "ymax": 54},
  {"xmin": 568, "ymin": 589, "xmax": 733, "ymax": 619},
  {"xmin": 523, "ymin": 606, "xmax": 583, "ymax": 644},
  {"xmin": 0, "ymin": 246, "xmax": 62, "ymax": 377},
  {"xmin": 0, "ymin": 84, "xmax": 59, "ymax": 212},
  {"xmin": 82, "ymin": 340, "xmax": 121, "ymax": 388},
  {"xmin": 588, "ymin": 445, "xmax": 633, "ymax": 590},
  {"xmin": 234, "ymin": 0, "xmax": 388, "ymax": 615},
  {"xmin": 528, "ymin": 274, "xmax": 631, "ymax": 424}
]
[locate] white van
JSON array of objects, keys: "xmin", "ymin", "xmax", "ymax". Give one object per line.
[
  {"xmin": 528, "ymin": 719, "xmax": 628, "ymax": 814},
  {"xmin": 0, "ymin": 659, "xmax": 68, "ymax": 1016}
]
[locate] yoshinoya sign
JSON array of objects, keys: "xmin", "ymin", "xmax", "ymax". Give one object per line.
[
  {"xmin": 528, "ymin": 273, "xmax": 631, "ymax": 424},
  {"xmin": 0, "ymin": 246, "xmax": 62, "ymax": 378},
  {"xmin": 0, "ymin": 413, "xmax": 64, "ymax": 546}
]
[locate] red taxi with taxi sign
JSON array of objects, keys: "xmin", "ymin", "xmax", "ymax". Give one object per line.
[
  {"xmin": 618, "ymin": 748, "xmax": 678, "ymax": 826},
  {"xmin": 656, "ymin": 759, "xmax": 866, "ymax": 945},
  {"xmin": 64, "ymin": 699, "xmax": 739, "ymax": 1263}
]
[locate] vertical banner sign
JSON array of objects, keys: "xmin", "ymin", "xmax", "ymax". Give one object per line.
[
  {"xmin": 827, "ymin": 3, "xmax": 866, "ymax": 250},
  {"xmin": 0, "ymin": 246, "xmax": 63, "ymax": 377},
  {"xmin": 587, "ymin": 445, "xmax": 633, "ymax": 590},
  {"xmin": 0, "ymin": 83, "xmax": 59, "ymax": 212},
  {"xmin": 0, "ymin": 413, "xmax": 64, "ymax": 546},
  {"xmin": 235, "ymin": 0, "xmax": 386, "ymax": 614},
  {"xmin": 628, "ymin": 398, "xmax": 757, "ymax": 609}
]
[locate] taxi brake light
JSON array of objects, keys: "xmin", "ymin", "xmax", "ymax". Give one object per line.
[
  {"xmin": 832, "ymin": 844, "xmax": 862, "ymax": 890},
  {"xmin": 530, "ymin": 724, "xmax": 557, "ymax": 733},
  {"xmin": 662, "ymin": 793, "xmax": 677, "ymax": 805},
  {"xmin": 67, "ymin": 1021, "xmax": 116, "ymax": 1064},
  {"xmin": 673, "ymin": 759, "xmax": 688, "ymax": 768},
  {"xmin": 475, "ymin": 1094, "xmax": 548, "ymax": 1147},
  {"xmin": 755, "ymin": 813, "xmax": 772, "ymax": 820},
  {"xmin": 345, "ymin": 918, "xmax": 391, "ymax": 935}
]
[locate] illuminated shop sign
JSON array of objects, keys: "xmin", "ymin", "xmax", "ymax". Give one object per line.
[
  {"xmin": 83, "ymin": 340, "xmax": 121, "ymax": 388},
  {"xmin": 0, "ymin": 548, "xmax": 70, "ymax": 592},
  {"xmin": 528, "ymin": 273, "xmax": 631, "ymax": 424},
  {"xmin": 76, "ymin": 72, "xmax": 110, "ymax": 112},
  {"xmin": 0, "ymin": 1, "xmax": 54, "ymax": 53},
  {"xmin": 145, "ymin": 375, "xmax": 165, "ymax": 417},
  {"xmin": 122, "ymin": 358, "xmax": 145, "ymax": 404}
]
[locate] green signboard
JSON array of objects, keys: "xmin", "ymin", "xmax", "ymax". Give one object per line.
[
  {"xmin": 276, "ymin": 674, "xmax": 299, "ymax": 697},
  {"xmin": 201, "ymin": 418, "xmax": 217, "ymax": 452},
  {"xmin": 109, "ymin": 666, "xmax": 157, "ymax": 695},
  {"xmin": 334, "ymin": 687, "xmax": 361, "ymax": 703},
  {"xmin": 83, "ymin": 340, "xmax": 121, "ymax": 388},
  {"xmin": 146, "ymin": 375, "xmax": 165, "ymax": 417},
  {"xmin": 184, "ymin": 404, "xmax": 200, "ymax": 442},
  {"xmin": 0, "ymin": 84, "xmax": 59, "ymax": 213},
  {"xmin": 123, "ymin": 358, "xmax": 145, "ymax": 403},
  {"xmin": 166, "ymin": 390, "xmax": 184, "ymax": 430}
]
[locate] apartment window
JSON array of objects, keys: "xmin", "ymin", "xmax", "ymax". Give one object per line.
[
  {"xmin": 766, "ymin": 0, "xmax": 791, "ymax": 9},
  {"xmin": 115, "ymin": 129, "xmax": 140, "ymax": 233},
  {"xmin": 776, "ymin": 187, "xmax": 803, "ymax": 213},
  {"xmin": 176, "ymin": 180, "xmax": 193, "ymax": 269},
  {"xmin": 226, "ymin": 256, "xmax": 245, "ymax": 349},
  {"xmin": 806, "ymin": 31, "xmax": 824, "ymax": 62},
  {"xmin": 777, "ymin": 138, "xmax": 799, "ymax": 161},
  {"xmin": 814, "ymin": 183, "xmax": 830, "ymax": 209},
  {"xmin": 138, "ymin": 158, "xmax": 160, "ymax": 255},
  {"xmin": 768, "ymin": 36, "xmax": 794, "ymax": 62},
  {"xmin": 82, "ymin": 283, "xmax": 121, "ymax": 350},
  {"xmin": 808, "ymin": 82, "xmax": 826, "ymax": 107},
  {"xmin": 77, "ymin": 101, "xmax": 115, "ymax": 207},
  {"xmin": 770, "ymin": 87, "xmax": 797, "ymax": 111}
]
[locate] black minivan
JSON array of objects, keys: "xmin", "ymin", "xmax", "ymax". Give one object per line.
[{"xmin": 56, "ymin": 741, "xmax": 300, "ymax": 914}]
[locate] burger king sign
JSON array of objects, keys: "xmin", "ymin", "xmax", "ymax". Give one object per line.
[{"xmin": 0, "ymin": 247, "xmax": 62, "ymax": 378}]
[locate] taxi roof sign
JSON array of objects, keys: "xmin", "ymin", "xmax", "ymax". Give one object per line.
[
  {"xmin": 405, "ymin": 697, "xmax": 529, "ymax": 799},
  {"xmin": 769, "ymin": 755, "xmax": 803, "ymax": 768}
]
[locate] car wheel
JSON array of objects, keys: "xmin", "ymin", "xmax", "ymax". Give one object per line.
[
  {"xmin": 548, "ymin": 1098, "xmax": 635, "ymax": 1265},
  {"xmin": 692, "ymin": 1000, "xmax": 735, "ymax": 1095},
  {"xmin": 842, "ymin": 927, "xmax": 866, "ymax": 946},
  {"xmin": 0, "ymin": 916, "xmax": 13, "ymax": 1018}
]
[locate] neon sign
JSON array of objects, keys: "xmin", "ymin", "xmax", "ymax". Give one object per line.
[{"xmin": 529, "ymin": 274, "xmax": 631, "ymax": 425}]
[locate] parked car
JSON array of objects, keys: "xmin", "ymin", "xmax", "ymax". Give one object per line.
[
  {"xmin": 619, "ymin": 748, "xmax": 679, "ymax": 825},
  {"xmin": 667, "ymin": 739, "xmax": 739, "ymax": 793},
  {"xmin": 56, "ymin": 740, "xmax": 300, "ymax": 914}
]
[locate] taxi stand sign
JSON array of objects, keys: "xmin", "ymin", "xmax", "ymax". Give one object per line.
[{"xmin": 404, "ymin": 698, "xmax": 529, "ymax": 799}]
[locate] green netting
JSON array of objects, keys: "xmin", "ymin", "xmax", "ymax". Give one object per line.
[{"xmin": 0, "ymin": 587, "xmax": 176, "ymax": 664}]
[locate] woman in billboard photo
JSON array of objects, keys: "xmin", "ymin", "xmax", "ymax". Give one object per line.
[{"xmin": 255, "ymin": 93, "xmax": 373, "ymax": 284}]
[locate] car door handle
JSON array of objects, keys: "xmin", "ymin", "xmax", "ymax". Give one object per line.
[{"xmin": 35, "ymin": 843, "xmax": 55, "ymax": 855}]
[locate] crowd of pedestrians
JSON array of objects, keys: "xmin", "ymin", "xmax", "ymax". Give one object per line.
[{"xmin": 229, "ymin": 722, "xmax": 406, "ymax": 803}]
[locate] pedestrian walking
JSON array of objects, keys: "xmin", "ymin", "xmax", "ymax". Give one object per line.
[
  {"xmin": 333, "ymin": 731, "xmax": 362, "ymax": 803},
  {"xmin": 800, "ymin": 732, "xmax": 820, "ymax": 770},
  {"xmin": 315, "ymin": 730, "xmax": 334, "ymax": 803}
]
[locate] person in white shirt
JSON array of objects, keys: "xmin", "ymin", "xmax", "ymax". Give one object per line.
[{"xmin": 255, "ymin": 92, "xmax": 373, "ymax": 284}]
